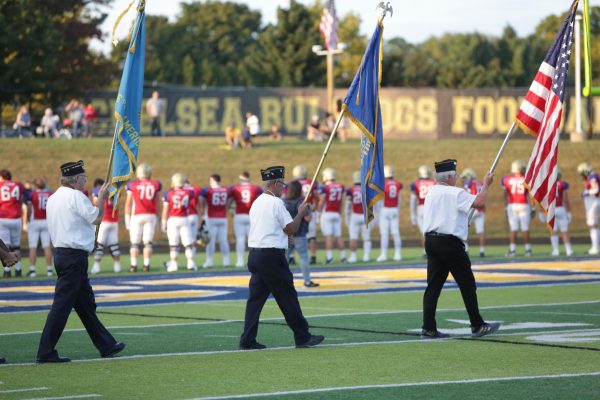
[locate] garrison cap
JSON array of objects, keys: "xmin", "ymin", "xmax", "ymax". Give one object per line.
[
  {"xmin": 60, "ymin": 160, "xmax": 85, "ymax": 177},
  {"xmin": 260, "ymin": 166, "xmax": 285, "ymax": 181},
  {"xmin": 434, "ymin": 159, "xmax": 457, "ymax": 173}
]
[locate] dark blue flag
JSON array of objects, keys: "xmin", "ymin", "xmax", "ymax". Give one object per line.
[
  {"xmin": 342, "ymin": 20, "xmax": 385, "ymax": 226},
  {"xmin": 110, "ymin": 0, "xmax": 145, "ymax": 203}
]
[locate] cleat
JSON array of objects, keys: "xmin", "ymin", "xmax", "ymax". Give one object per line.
[
  {"xmin": 113, "ymin": 264, "xmax": 122, "ymax": 273},
  {"xmin": 129, "ymin": 266, "xmax": 138, "ymax": 273},
  {"xmin": 2, "ymin": 270, "xmax": 11, "ymax": 278},
  {"xmin": 479, "ymin": 251, "xmax": 485, "ymax": 258},
  {"xmin": 27, "ymin": 270, "xmax": 37, "ymax": 278},
  {"xmin": 393, "ymin": 254, "xmax": 402, "ymax": 262},
  {"xmin": 566, "ymin": 249, "xmax": 574, "ymax": 257},
  {"xmin": 166, "ymin": 262, "xmax": 178, "ymax": 272},
  {"xmin": 309, "ymin": 256, "xmax": 316, "ymax": 265},
  {"xmin": 525, "ymin": 249, "xmax": 532, "ymax": 257},
  {"xmin": 235, "ymin": 262, "xmax": 245, "ymax": 268},
  {"xmin": 303, "ymin": 281, "xmax": 320, "ymax": 288},
  {"xmin": 506, "ymin": 250, "xmax": 516, "ymax": 258},
  {"xmin": 142, "ymin": 265, "xmax": 150, "ymax": 272},
  {"xmin": 296, "ymin": 334, "xmax": 324, "ymax": 348},
  {"xmin": 376, "ymin": 255, "xmax": 387, "ymax": 263},
  {"xmin": 420, "ymin": 329, "xmax": 449, "ymax": 339},
  {"xmin": 187, "ymin": 264, "xmax": 198, "ymax": 272},
  {"xmin": 471, "ymin": 322, "xmax": 501, "ymax": 338},
  {"xmin": 325, "ymin": 258, "xmax": 334, "ymax": 265},
  {"xmin": 588, "ymin": 248, "xmax": 599, "ymax": 256},
  {"xmin": 47, "ymin": 269, "xmax": 54, "ymax": 277},
  {"xmin": 347, "ymin": 254, "xmax": 357, "ymax": 263},
  {"xmin": 91, "ymin": 264, "xmax": 101, "ymax": 274},
  {"xmin": 340, "ymin": 257, "xmax": 346, "ymax": 263},
  {"xmin": 239, "ymin": 342, "xmax": 266, "ymax": 351},
  {"xmin": 551, "ymin": 249, "xmax": 560, "ymax": 257},
  {"xmin": 202, "ymin": 261, "xmax": 213, "ymax": 269},
  {"xmin": 15, "ymin": 269, "xmax": 22, "ymax": 277},
  {"xmin": 362, "ymin": 257, "xmax": 371, "ymax": 263}
]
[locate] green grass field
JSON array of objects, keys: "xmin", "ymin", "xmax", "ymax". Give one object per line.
[
  {"xmin": 1, "ymin": 137, "xmax": 599, "ymax": 240},
  {"xmin": 1, "ymin": 280, "xmax": 599, "ymax": 399}
]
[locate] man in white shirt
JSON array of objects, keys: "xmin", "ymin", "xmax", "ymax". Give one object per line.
[
  {"xmin": 239, "ymin": 166, "xmax": 324, "ymax": 350},
  {"xmin": 36, "ymin": 160, "xmax": 125, "ymax": 363},
  {"xmin": 421, "ymin": 159, "xmax": 500, "ymax": 340}
]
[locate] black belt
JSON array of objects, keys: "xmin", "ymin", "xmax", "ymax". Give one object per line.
[
  {"xmin": 249, "ymin": 247, "xmax": 286, "ymax": 253},
  {"xmin": 425, "ymin": 231, "xmax": 456, "ymax": 238},
  {"xmin": 55, "ymin": 247, "xmax": 88, "ymax": 255}
]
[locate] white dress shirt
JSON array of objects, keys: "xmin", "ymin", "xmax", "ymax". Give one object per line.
[
  {"xmin": 47, "ymin": 186, "xmax": 99, "ymax": 252},
  {"xmin": 423, "ymin": 184, "xmax": 476, "ymax": 241},
  {"xmin": 248, "ymin": 193, "xmax": 292, "ymax": 249}
]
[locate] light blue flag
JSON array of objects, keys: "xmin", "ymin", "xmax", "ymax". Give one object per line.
[
  {"xmin": 110, "ymin": 0, "xmax": 145, "ymax": 203},
  {"xmin": 342, "ymin": 20, "xmax": 385, "ymax": 226}
]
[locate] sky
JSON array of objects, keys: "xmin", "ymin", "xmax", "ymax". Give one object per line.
[{"xmin": 91, "ymin": 0, "xmax": 589, "ymax": 54}]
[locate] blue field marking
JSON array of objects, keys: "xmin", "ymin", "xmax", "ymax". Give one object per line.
[{"xmin": 1, "ymin": 258, "xmax": 599, "ymax": 313}]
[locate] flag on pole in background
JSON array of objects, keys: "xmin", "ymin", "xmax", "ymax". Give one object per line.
[
  {"xmin": 319, "ymin": 0, "xmax": 338, "ymax": 50},
  {"xmin": 342, "ymin": 19, "xmax": 385, "ymax": 227},
  {"xmin": 110, "ymin": 0, "xmax": 146, "ymax": 204},
  {"xmin": 516, "ymin": 0, "xmax": 579, "ymax": 229}
]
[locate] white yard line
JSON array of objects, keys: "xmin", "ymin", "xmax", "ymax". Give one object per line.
[
  {"xmin": 186, "ymin": 371, "xmax": 600, "ymax": 400},
  {"xmin": 2, "ymin": 299, "xmax": 599, "ymax": 337},
  {"xmin": 0, "ymin": 387, "xmax": 48, "ymax": 394},
  {"xmin": 3, "ymin": 327, "xmax": 598, "ymax": 367}
]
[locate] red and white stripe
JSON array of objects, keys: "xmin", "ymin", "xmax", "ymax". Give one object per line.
[
  {"xmin": 319, "ymin": 2, "xmax": 337, "ymax": 50},
  {"xmin": 523, "ymin": 90, "xmax": 562, "ymax": 229},
  {"xmin": 516, "ymin": 62, "xmax": 554, "ymax": 135}
]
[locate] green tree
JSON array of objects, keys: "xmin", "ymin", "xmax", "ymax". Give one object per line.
[{"xmin": 0, "ymin": 0, "xmax": 115, "ymax": 106}]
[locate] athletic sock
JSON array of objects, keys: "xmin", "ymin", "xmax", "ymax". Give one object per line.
[
  {"xmin": 326, "ymin": 250, "xmax": 333, "ymax": 260},
  {"xmin": 550, "ymin": 235, "xmax": 559, "ymax": 252}
]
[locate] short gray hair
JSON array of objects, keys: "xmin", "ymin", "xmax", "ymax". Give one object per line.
[
  {"xmin": 435, "ymin": 171, "xmax": 456, "ymax": 183},
  {"xmin": 60, "ymin": 175, "xmax": 78, "ymax": 186}
]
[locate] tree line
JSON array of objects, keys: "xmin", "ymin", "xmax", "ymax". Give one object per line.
[{"xmin": 2, "ymin": 0, "xmax": 600, "ymax": 108}]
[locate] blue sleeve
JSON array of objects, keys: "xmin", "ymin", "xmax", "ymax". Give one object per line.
[
  {"xmin": 200, "ymin": 188, "xmax": 208, "ymax": 198},
  {"xmin": 162, "ymin": 192, "xmax": 169, "ymax": 202}
]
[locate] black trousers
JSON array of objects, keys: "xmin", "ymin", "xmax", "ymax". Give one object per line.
[
  {"xmin": 37, "ymin": 248, "xmax": 116, "ymax": 359},
  {"xmin": 422, "ymin": 235, "xmax": 484, "ymax": 331},
  {"xmin": 150, "ymin": 117, "xmax": 161, "ymax": 136},
  {"xmin": 240, "ymin": 248, "xmax": 311, "ymax": 347}
]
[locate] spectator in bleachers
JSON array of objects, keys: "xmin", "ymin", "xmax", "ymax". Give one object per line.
[
  {"xmin": 65, "ymin": 99, "xmax": 84, "ymax": 138},
  {"xmin": 14, "ymin": 105, "xmax": 31, "ymax": 139},
  {"xmin": 307, "ymin": 115, "xmax": 322, "ymax": 141},
  {"xmin": 269, "ymin": 123, "xmax": 283, "ymax": 141},
  {"xmin": 83, "ymin": 102, "xmax": 98, "ymax": 139},
  {"xmin": 39, "ymin": 108, "xmax": 60, "ymax": 138},
  {"xmin": 224, "ymin": 122, "xmax": 241, "ymax": 148}
]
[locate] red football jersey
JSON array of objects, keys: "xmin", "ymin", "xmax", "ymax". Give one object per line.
[
  {"xmin": 184, "ymin": 184, "xmax": 201, "ymax": 215},
  {"xmin": 163, "ymin": 188, "xmax": 192, "ymax": 217},
  {"xmin": 555, "ymin": 180, "xmax": 569, "ymax": 207},
  {"xmin": 319, "ymin": 182, "xmax": 345, "ymax": 213},
  {"xmin": 201, "ymin": 186, "xmax": 232, "ymax": 218},
  {"xmin": 0, "ymin": 180, "xmax": 24, "ymax": 219},
  {"xmin": 502, "ymin": 174, "xmax": 529, "ymax": 204},
  {"xmin": 92, "ymin": 188, "xmax": 118, "ymax": 222},
  {"xmin": 346, "ymin": 185, "xmax": 363, "ymax": 214},
  {"xmin": 463, "ymin": 179, "xmax": 484, "ymax": 211},
  {"xmin": 127, "ymin": 178, "xmax": 162, "ymax": 215},
  {"xmin": 410, "ymin": 179, "xmax": 435, "ymax": 206},
  {"xmin": 383, "ymin": 179, "xmax": 403, "ymax": 208},
  {"xmin": 28, "ymin": 189, "xmax": 52, "ymax": 220},
  {"xmin": 298, "ymin": 178, "xmax": 318, "ymax": 204},
  {"xmin": 231, "ymin": 184, "xmax": 262, "ymax": 215}
]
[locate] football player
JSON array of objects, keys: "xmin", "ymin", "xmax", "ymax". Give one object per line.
[
  {"xmin": 162, "ymin": 173, "xmax": 197, "ymax": 272},
  {"xmin": 409, "ymin": 165, "xmax": 435, "ymax": 250},
  {"xmin": 460, "ymin": 168, "xmax": 486, "ymax": 257},
  {"xmin": 229, "ymin": 171, "xmax": 262, "ymax": 267},
  {"xmin": 345, "ymin": 171, "xmax": 372, "ymax": 263},
  {"xmin": 546, "ymin": 169, "xmax": 574, "ymax": 256},
  {"xmin": 183, "ymin": 177, "xmax": 202, "ymax": 259},
  {"xmin": 377, "ymin": 165, "xmax": 403, "ymax": 262},
  {"xmin": 0, "ymin": 169, "xmax": 25, "ymax": 278},
  {"xmin": 318, "ymin": 167, "xmax": 345, "ymax": 263},
  {"xmin": 199, "ymin": 174, "xmax": 232, "ymax": 268},
  {"xmin": 125, "ymin": 163, "xmax": 162, "ymax": 272},
  {"xmin": 91, "ymin": 179, "xmax": 121, "ymax": 274},
  {"xmin": 502, "ymin": 160, "xmax": 533, "ymax": 257},
  {"xmin": 578, "ymin": 162, "xmax": 599, "ymax": 255},
  {"xmin": 292, "ymin": 165, "xmax": 319, "ymax": 265},
  {"xmin": 24, "ymin": 177, "xmax": 53, "ymax": 277}
]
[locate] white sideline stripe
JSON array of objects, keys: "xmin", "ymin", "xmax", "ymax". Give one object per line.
[
  {"xmin": 4, "ymin": 327, "xmax": 599, "ymax": 367},
  {"xmin": 21, "ymin": 395, "xmax": 101, "ymax": 400},
  {"xmin": 187, "ymin": 372, "xmax": 600, "ymax": 400},
  {"xmin": 0, "ymin": 387, "xmax": 48, "ymax": 394},
  {"xmin": 2, "ymin": 299, "xmax": 599, "ymax": 337}
]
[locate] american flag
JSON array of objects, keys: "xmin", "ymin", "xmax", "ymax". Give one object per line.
[
  {"xmin": 319, "ymin": 0, "xmax": 338, "ymax": 50},
  {"xmin": 515, "ymin": 0, "xmax": 579, "ymax": 229}
]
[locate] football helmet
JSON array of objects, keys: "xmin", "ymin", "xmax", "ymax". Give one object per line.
[
  {"xmin": 136, "ymin": 163, "xmax": 152, "ymax": 179},
  {"xmin": 511, "ymin": 160, "xmax": 526, "ymax": 174},
  {"xmin": 322, "ymin": 167, "xmax": 336, "ymax": 181},
  {"xmin": 577, "ymin": 162, "xmax": 592, "ymax": 177},
  {"xmin": 292, "ymin": 165, "xmax": 308, "ymax": 179},
  {"xmin": 384, "ymin": 165, "xmax": 394, "ymax": 179}
]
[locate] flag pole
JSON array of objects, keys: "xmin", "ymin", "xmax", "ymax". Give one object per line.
[
  {"xmin": 302, "ymin": 109, "xmax": 346, "ymax": 205},
  {"xmin": 467, "ymin": 121, "xmax": 517, "ymax": 222}
]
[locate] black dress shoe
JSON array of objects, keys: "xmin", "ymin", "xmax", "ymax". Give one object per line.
[
  {"xmin": 101, "ymin": 342, "xmax": 126, "ymax": 358},
  {"xmin": 239, "ymin": 342, "xmax": 266, "ymax": 350},
  {"xmin": 420, "ymin": 329, "xmax": 449, "ymax": 339},
  {"xmin": 0, "ymin": 357, "xmax": 5, "ymax": 364},
  {"xmin": 36, "ymin": 355, "xmax": 71, "ymax": 363},
  {"xmin": 296, "ymin": 334, "xmax": 324, "ymax": 348}
]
